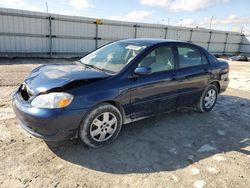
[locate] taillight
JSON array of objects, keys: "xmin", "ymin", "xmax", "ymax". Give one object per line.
[{"xmin": 221, "ymin": 67, "xmax": 229, "ymax": 74}]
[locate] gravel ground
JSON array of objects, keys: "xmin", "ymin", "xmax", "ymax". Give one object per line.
[{"xmin": 0, "ymin": 58, "xmax": 249, "ymax": 188}]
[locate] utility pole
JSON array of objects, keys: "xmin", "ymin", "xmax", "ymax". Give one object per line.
[
  {"xmin": 46, "ymin": 1, "xmax": 49, "ymax": 13},
  {"xmin": 240, "ymin": 26, "xmax": 244, "ymax": 34},
  {"xmin": 179, "ymin": 19, "xmax": 183, "ymax": 26},
  {"xmin": 209, "ymin": 16, "xmax": 213, "ymax": 29}
]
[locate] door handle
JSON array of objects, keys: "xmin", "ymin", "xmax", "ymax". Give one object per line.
[{"xmin": 128, "ymin": 74, "xmax": 139, "ymax": 79}]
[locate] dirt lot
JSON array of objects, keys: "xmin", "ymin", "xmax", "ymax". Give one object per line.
[{"xmin": 0, "ymin": 58, "xmax": 249, "ymax": 188}]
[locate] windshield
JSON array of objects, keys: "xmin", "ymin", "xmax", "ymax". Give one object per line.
[{"xmin": 80, "ymin": 41, "xmax": 147, "ymax": 73}]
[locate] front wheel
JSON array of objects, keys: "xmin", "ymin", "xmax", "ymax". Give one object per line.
[
  {"xmin": 79, "ymin": 103, "xmax": 122, "ymax": 148},
  {"xmin": 197, "ymin": 84, "xmax": 218, "ymax": 112}
]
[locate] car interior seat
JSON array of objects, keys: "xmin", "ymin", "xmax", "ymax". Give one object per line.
[{"xmin": 150, "ymin": 48, "xmax": 174, "ymax": 72}]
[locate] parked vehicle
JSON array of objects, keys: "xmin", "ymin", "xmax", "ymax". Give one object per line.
[
  {"xmin": 12, "ymin": 39, "xmax": 229, "ymax": 147},
  {"xmin": 228, "ymin": 54, "xmax": 248, "ymax": 61}
]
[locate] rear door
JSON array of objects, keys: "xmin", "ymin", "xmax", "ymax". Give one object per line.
[
  {"xmin": 129, "ymin": 45, "xmax": 178, "ymax": 119},
  {"xmin": 175, "ymin": 45, "xmax": 211, "ymax": 107}
]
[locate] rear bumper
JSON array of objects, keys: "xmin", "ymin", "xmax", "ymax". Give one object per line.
[
  {"xmin": 12, "ymin": 92, "xmax": 87, "ymax": 141},
  {"xmin": 219, "ymin": 77, "xmax": 229, "ymax": 93}
]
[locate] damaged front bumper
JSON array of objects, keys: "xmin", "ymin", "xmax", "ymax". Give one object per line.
[{"xmin": 12, "ymin": 92, "xmax": 87, "ymax": 141}]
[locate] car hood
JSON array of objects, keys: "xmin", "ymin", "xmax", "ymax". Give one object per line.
[{"xmin": 24, "ymin": 62, "xmax": 109, "ymax": 95}]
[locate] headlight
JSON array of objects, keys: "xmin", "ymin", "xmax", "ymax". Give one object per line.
[{"xmin": 31, "ymin": 92, "xmax": 73, "ymax": 109}]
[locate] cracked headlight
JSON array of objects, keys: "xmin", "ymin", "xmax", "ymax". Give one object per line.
[{"xmin": 31, "ymin": 92, "xmax": 73, "ymax": 109}]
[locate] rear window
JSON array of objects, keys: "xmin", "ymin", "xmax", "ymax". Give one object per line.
[{"xmin": 178, "ymin": 47, "xmax": 202, "ymax": 68}]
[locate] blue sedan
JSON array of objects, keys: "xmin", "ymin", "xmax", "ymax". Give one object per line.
[{"xmin": 12, "ymin": 39, "xmax": 229, "ymax": 147}]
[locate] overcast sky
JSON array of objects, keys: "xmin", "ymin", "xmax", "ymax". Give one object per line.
[{"xmin": 0, "ymin": 0, "xmax": 249, "ymax": 33}]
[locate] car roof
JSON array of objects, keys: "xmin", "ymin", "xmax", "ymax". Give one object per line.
[{"xmin": 119, "ymin": 38, "xmax": 190, "ymax": 46}]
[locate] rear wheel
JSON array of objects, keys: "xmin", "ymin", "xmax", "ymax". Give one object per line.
[
  {"xmin": 197, "ymin": 84, "xmax": 218, "ymax": 112},
  {"xmin": 79, "ymin": 103, "xmax": 122, "ymax": 147}
]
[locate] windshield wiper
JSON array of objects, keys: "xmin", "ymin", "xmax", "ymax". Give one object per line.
[
  {"xmin": 76, "ymin": 60, "xmax": 102, "ymax": 71},
  {"xmin": 78, "ymin": 61, "xmax": 115, "ymax": 74},
  {"xmin": 83, "ymin": 63, "xmax": 103, "ymax": 71}
]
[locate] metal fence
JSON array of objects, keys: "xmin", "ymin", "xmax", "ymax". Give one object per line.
[{"xmin": 0, "ymin": 7, "xmax": 249, "ymax": 58}]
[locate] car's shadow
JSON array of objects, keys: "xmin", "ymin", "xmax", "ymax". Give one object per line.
[{"xmin": 46, "ymin": 95, "xmax": 250, "ymax": 174}]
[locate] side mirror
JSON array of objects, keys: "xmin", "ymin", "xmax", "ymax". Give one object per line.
[{"xmin": 134, "ymin": 66, "xmax": 152, "ymax": 76}]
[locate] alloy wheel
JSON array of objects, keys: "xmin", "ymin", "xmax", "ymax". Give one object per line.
[
  {"xmin": 204, "ymin": 89, "xmax": 216, "ymax": 109},
  {"xmin": 90, "ymin": 112, "xmax": 118, "ymax": 142}
]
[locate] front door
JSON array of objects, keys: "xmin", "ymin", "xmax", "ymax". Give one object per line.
[{"xmin": 129, "ymin": 45, "xmax": 178, "ymax": 120}]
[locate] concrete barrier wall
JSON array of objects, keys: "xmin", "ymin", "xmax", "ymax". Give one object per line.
[{"xmin": 0, "ymin": 8, "xmax": 249, "ymax": 57}]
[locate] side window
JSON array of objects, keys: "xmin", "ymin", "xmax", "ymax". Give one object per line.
[
  {"xmin": 201, "ymin": 53, "xmax": 209, "ymax": 64},
  {"xmin": 138, "ymin": 46, "xmax": 174, "ymax": 73},
  {"xmin": 177, "ymin": 47, "xmax": 202, "ymax": 68}
]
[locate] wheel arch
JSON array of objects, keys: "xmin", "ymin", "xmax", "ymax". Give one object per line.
[
  {"xmin": 103, "ymin": 100, "xmax": 126, "ymax": 124},
  {"xmin": 209, "ymin": 81, "xmax": 220, "ymax": 93},
  {"xmin": 77, "ymin": 100, "xmax": 125, "ymax": 131},
  {"xmin": 77, "ymin": 100, "xmax": 124, "ymax": 147}
]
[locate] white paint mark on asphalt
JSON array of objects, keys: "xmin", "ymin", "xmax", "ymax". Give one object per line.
[
  {"xmin": 188, "ymin": 155, "xmax": 194, "ymax": 161},
  {"xmin": 216, "ymin": 116, "xmax": 225, "ymax": 121},
  {"xmin": 217, "ymin": 130, "xmax": 225, "ymax": 136},
  {"xmin": 183, "ymin": 143, "xmax": 192, "ymax": 148},
  {"xmin": 194, "ymin": 180, "xmax": 206, "ymax": 188},
  {"xmin": 213, "ymin": 155, "xmax": 226, "ymax": 162},
  {"xmin": 240, "ymin": 138, "xmax": 250, "ymax": 143},
  {"xmin": 242, "ymin": 146, "xmax": 250, "ymax": 152},
  {"xmin": 169, "ymin": 148, "xmax": 177, "ymax": 155},
  {"xmin": 191, "ymin": 168, "xmax": 200, "ymax": 175},
  {"xmin": 172, "ymin": 175, "xmax": 178, "ymax": 182},
  {"xmin": 57, "ymin": 164, "xmax": 63, "ymax": 169},
  {"xmin": 208, "ymin": 167, "xmax": 218, "ymax": 174},
  {"xmin": 197, "ymin": 144, "xmax": 216, "ymax": 153}
]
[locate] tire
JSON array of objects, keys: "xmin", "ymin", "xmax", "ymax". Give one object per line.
[
  {"xmin": 79, "ymin": 103, "xmax": 122, "ymax": 148},
  {"xmin": 196, "ymin": 84, "xmax": 218, "ymax": 112}
]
